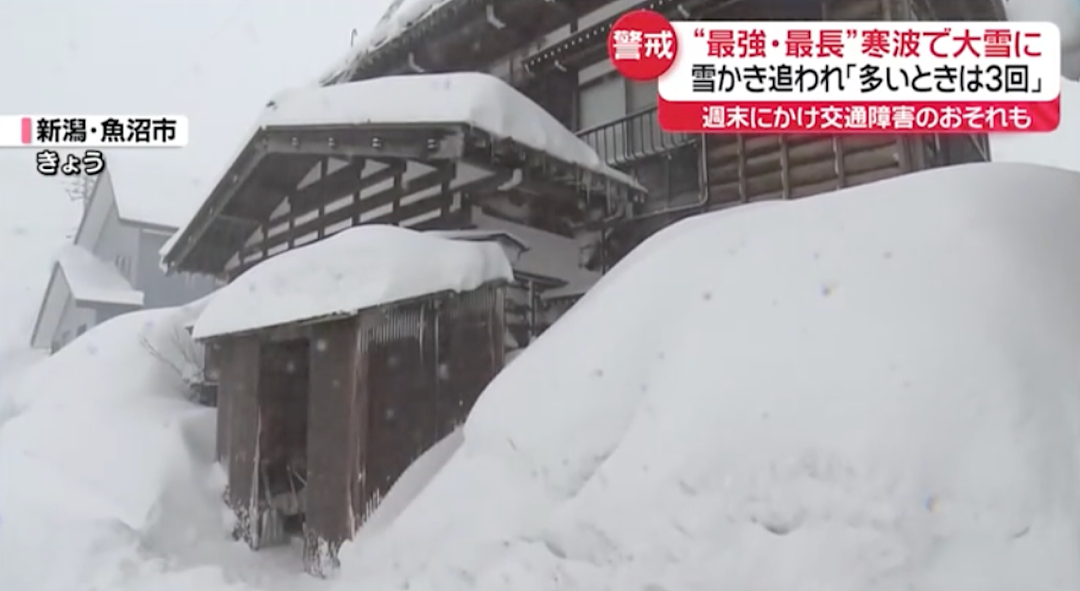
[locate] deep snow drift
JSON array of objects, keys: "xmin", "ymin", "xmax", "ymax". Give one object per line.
[
  {"xmin": 331, "ymin": 162, "xmax": 1080, "ymax": 591},
  {"xmin": 0, "ymin": 303, "xmax": 291, "ymax": 591},
  {"xmin": 5, "ymin": 162, "xmax": 1080, "ymax": 591},
  {"xmin": 991, "ymin": 77, "xmax": 1080, "ymax": 172}
]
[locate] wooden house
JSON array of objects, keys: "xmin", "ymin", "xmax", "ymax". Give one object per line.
[
  {"xmin": 315, "ymin": 0, "xmax": 1004, "ymax": 265},
  {"xmin": 161, "ymin": 0, "xmax": 1006, "ymax": 575},
  {"xmin": 192, "ymin": 226, "xmax": 511, "ymax": 573}
]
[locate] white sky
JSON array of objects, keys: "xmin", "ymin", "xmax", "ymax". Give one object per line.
[{"xmin": 0, "ymin": 0, "xmax": 395, "ymax": 213}]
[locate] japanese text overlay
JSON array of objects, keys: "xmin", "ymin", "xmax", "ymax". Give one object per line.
[
  {"xmin": 0, "ymin": 115, "xmax": 188, "ymax": 147},
  {"xmin": 608, "ymin": 12, "xmax": 1061, "ymax": 133}
]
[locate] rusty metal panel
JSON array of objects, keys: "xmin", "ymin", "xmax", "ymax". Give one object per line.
[
  {"xmin": 361, "ymin": 300, "xmax": 437, "ymax": 519},
  {"xmin": 303, "ymin": 318, "xmax": 360, "ymax": 575},
  {"xmin": 436, "ymin": 287, "xmax": 504, "ymax": 436},
  {"xmin": 219, "ymin": 335, "xmax": 262, "ymax": 547}
]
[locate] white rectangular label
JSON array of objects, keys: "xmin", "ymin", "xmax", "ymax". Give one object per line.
[{"xmin": 0, "ymin": 115, "xmax": 189, "ymax": 147}]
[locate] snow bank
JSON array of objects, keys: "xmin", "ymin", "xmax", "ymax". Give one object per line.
[
  {"xmin": 991, "ymin": 76, "xmax": 1080, "ymax": 172},
  {"xmin": 265, "ymin": 72, "xmax": 638, "ymax": 187},
  {"xmin": 0, "ymin": 302, "xmax": 242, "ymax": 591},
  {"xmin": 193, "ymin": 225, "xmax": 512, "ymax": 339},
  {"xmin": 332, "ymin": 162, "xmax": 1080, "ymax": 591}
]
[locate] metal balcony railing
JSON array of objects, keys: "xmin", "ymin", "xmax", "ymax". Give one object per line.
[{"xmin": 577, "ymin": 106, "xmax": 695, "ymax": 167}]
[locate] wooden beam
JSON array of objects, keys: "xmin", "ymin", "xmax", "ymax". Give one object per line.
[
  {"xmin": 262, "ymin": 126, "xmax": 465, "ymax": 160},
  {"xmin": 284, "ymin": 160, "xmax": 406, "ymax": 222},
  {"xmin": 168, "ymin": 142, "xmax": 268, "ymax": 269},
  {"xmin": 370, "ymin": 169, "xmax": 515, "ymax": 226},
  {"xmin": 243, "ymin": 164, "xmax": 456, "ymax": 258}
]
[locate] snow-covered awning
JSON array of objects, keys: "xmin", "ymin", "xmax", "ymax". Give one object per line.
[
  {"xmin": 192, "ymin": 225, "xmax": 512, "ymax": 340},
  {"xmin": 317, "ymin": 0, "xmax": 615, "ymax": 86},
  {"xmin": 163, "ymin": 72, "xmax": 644, "ymax": 277},
  {"xmin": 57, "ymin": 245, "xmax": 144, "ymax": 306}
]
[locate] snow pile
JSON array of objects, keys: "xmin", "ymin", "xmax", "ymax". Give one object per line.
[
  {"xmin": 329, "ymin": 162, "xmax": 1080, "ymax": 590},
  {"xmin": 265, "ymin": 72, "xmax": 637, "ymax": 186},
  {"xmin": 56, "ymin": 244, "xmax": 145, "ymax": 305},
  {"xmin": 991, "ymin": 76, "xmax": 1080, "ymax": 172},
  {"xmin": 0, "ymin": 302, "xmax": 241, "ymax": 591},
  {"xmin": 194, "ymin": 225, "xmax": 512, "ymax": 339}
]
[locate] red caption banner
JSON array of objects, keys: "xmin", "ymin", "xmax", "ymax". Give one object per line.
[{"xmin": 607, "ymin": 11, "xmax": 1062, "ymax": 134}]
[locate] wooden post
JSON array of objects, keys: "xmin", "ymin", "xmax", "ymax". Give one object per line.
[
  {"xmin": 220, "ymin": 336, "xmax": 262, "ymax": 549},
  {"xmin": 303, "ymin": 318, "xmax": 362, "ymax": 576}
]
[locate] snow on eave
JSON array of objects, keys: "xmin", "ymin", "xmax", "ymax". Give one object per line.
[
  {"xmin": 317, "ymin": 0, "xmax": 462, "ymax": 86},
  {"xmin": 56, "ymin": 245, "xmax": 144, "ymax": 307},
  {"xmin": 428, "ymin": 229, "xmax": 531, "ymax": 253},
  {"xmin": 191, "ymin": 225, "xmax": 513, "ymax": 340},
  {"xmin": 263, "ymin": 72, "xmax": 642, "ymax": 190}
]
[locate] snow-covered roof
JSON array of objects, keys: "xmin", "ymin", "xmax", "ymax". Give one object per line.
[
  {"xmin": 991, "ymin": 76, "xmax": 1080, "ymax": 172},
  {"xmin": 429, "ymin": 228, "xmax": 529, "ymax": 252},
  {"xmin": 192, "ymin": 225, "xmax": 512, "ymax": 339},
  {"xmin": 471, "ymin": 211, "xmax": 600, "ymax": 292},
  {"xmin": 319, "ymin": 0, "xmax": 455, "ymax": 85},
  {"xmin": 264, "ymin": 73, "xmax": 639, "ymax": 188},
  {"xmin": 102, "ymin": 153, "xmax": 205, "ymax": 229},
  {"xmin": 56, "ymin": 245, "xmax": 144, "ymax": 306}
]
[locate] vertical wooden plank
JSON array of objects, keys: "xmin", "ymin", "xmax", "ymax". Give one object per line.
[
  {"xmin": 303, "ymin": 318, "xmax": 359, "ymax": 576},
  {"xmin": 220, "ymin": 335, "xmax": 261, "ymax": 548},
  {"xmin": 210, "ymin": 340, "xmax": 230, "ymax": 466}
]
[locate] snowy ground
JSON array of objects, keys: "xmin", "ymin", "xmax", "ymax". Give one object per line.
[{"xmin": 3, "ymin": 161, "xmax": 1080, "ymax": 590}]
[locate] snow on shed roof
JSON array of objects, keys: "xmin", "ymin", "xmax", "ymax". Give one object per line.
[
  {"xmin": 319, "ymin": 0, "xmax": 455, "ymax": 85},
  {"xmin": 471, "ymin": 211, "xmax": 601, "ymax": 291},
  {"xmin": 56, "ymin": 245, "xmax": 144, "ymax": 306},
  {"xmin": 262, "ymin": 72, "xmax": 640, "ymax": 189},
  {"xmin": 192, "ymin": 225, "xmax": 513, "ymax": 340}
]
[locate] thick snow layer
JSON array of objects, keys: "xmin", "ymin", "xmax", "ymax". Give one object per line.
[
  {"xmin": 0, "ymin": 303, "xmax": 232, "ymax": 590},
  {"xmin": 319, "ymin": 0, "xmax": 451, "ymax": 84},
  {"xmin": 472, "ymin": 211, "xmax": 600, "ymax": 293},
  {"xmin": 193, "ymin": 225, "xmax": 512, "ymax": 339},
  {"xmin": 56, "ymin": 244, "xmax": 145, "ymax": 306},
  {"xmin": 264, "ymin": 73, "xmax": 639, "ymax": 187},
  {"xmin": 328, "ymin": 162, "xmax": 1080, "ymax": 590},
  {"xmin": 991, "ymin": 77, "xmax": 1080, "ymax": 172}
]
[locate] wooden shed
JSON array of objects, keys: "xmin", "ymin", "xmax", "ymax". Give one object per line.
[{"xmin": 195, "ymin": 226, "xmax": 510, "ymax": 574}]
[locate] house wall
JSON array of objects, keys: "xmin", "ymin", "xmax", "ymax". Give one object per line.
[
  {"xmin": 89, "ymin": 202, "xmax": 141, "ymax": 285},
  {"xmin": 135, "ymin": 229, "xmax": 218, "ymax": 307},
  {"xmin": 37, "ymin": 273, "xmax": 95, "ymax": 351}
]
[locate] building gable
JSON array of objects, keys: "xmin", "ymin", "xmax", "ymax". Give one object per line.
[{"xmin": 72, "ymin": 168, "xmax": 119, "ymax": 251}]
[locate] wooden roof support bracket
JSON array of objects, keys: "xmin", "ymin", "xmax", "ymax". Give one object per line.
[{"xmin": 262, "ymin": 126, "xmax": 467, "ymax": 161}]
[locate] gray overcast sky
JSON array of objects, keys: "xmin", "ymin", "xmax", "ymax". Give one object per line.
[{"xmin": 0, "ymin": 0, "xmax": 395, "ymax": 213}]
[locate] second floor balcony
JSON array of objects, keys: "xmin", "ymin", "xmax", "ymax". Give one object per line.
[{"xmin": 577, "ymin": 105, "xmax": 696, "ymax": 168}]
